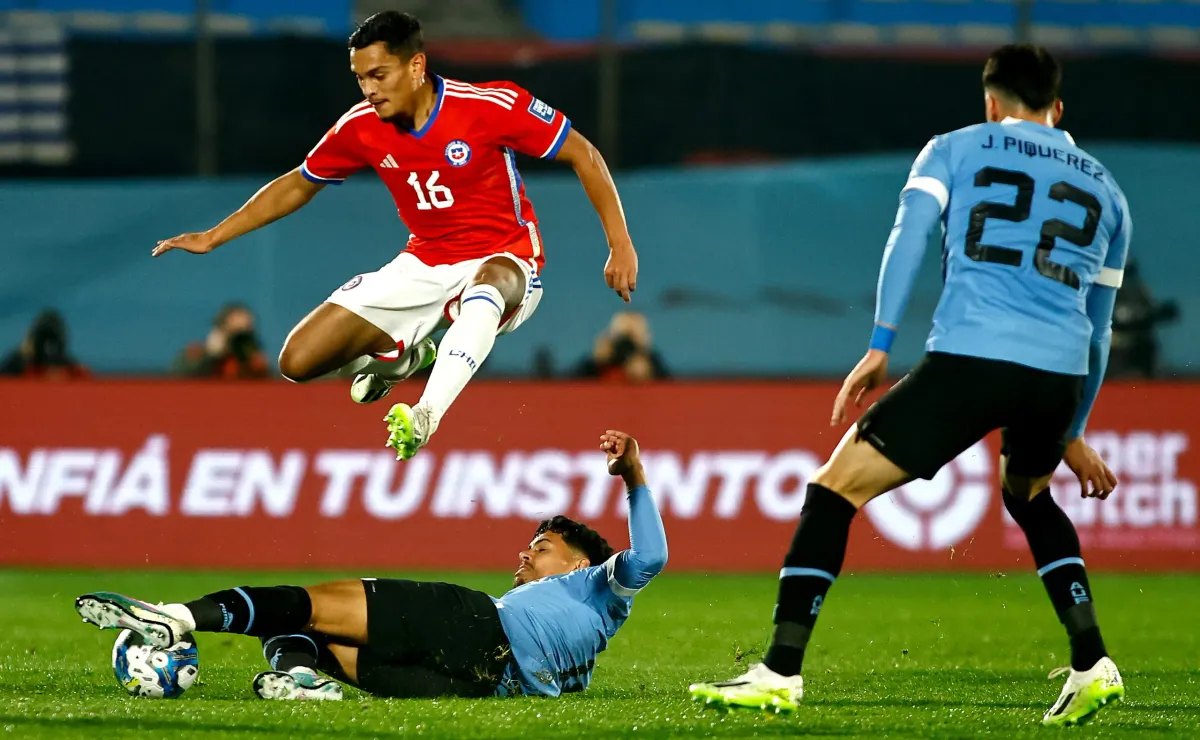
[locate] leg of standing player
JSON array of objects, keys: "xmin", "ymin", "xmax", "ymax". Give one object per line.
[
  {"xmin": 383, "ymin": 255, "xmax": 529, "ymax": 459},
  {"xmin": 762, "ymin": 426, "xmax": 910, "ymax": 675},
  {"xmin": 999, "ymin": 395, "xmax": 1121, "ymax": 726},
  {"xmin": 1002, "ymin": 463, "xmax": 1110, "ymax": 672},
  {"xmin": 689, "ymin": 426, "xmax": 909, "ymax": 714},
  {"xmin": 690, "ymin": 353, "xmax": 996, "ymax": 713}
]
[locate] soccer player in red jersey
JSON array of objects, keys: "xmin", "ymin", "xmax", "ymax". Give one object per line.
[{"xmin": 151, "ymin": 11, "xmax": 638, "ymax": 459}]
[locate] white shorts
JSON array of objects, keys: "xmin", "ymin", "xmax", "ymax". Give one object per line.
[{"xmin": 325, "ymin": 252, "xmax": 543, "ymax": 355}]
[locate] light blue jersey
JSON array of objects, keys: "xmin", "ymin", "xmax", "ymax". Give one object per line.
[
  {"xmin": 873, "ymin": 117, "xmax": 1133, "ymax": 437},
  {"xmin": 491, "ymin": 485, "xmax": 667, "ymax": 697}
]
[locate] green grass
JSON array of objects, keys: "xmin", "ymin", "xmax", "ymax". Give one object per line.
[{"xmin": 1, "ymin": 570, "xmax": 1197, "ymax": 738}]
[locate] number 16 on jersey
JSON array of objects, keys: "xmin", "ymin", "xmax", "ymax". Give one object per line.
[{"xmin": 408, "ymin": 170, "xmax": 454, "ymax": 210}]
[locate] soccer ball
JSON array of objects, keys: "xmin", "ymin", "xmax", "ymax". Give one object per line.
[{"xmin": 111, "ymin": 629, "xmax": 199, "ymax": 698}]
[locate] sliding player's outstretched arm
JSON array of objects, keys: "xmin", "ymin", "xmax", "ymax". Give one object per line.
[
  {"xmin": 602, "ymin": 430, "xmax": 668, "ymax": 590},
  {"xmin": 152, "ymin": 169, "xmax": 325, "ymax": 257},
  {"xmin": 1062, "ymin": 198, "xmax": 1131, "ymax": 499},
  {"xmin": 832, "ymin": 138, "xmax": 949, "ymax": 425},
  {"xmin": 555, "ymin": 130, "xmax": 638, "ymax": 303}
]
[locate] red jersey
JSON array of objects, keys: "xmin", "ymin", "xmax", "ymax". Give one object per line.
[{"xmin": 301, "ymin": 75, "xmax": 571, "ymax": 270}]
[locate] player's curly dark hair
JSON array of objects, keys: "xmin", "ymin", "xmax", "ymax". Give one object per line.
[
  {"xmin": 534, "ymin": 516, "xmax": 615, "ymax": 566},
  {"xmin": 349, "ymin": 11, "xmax": 424, "ymax": 60},
  {"xmin": 983, "ymin": 44, "xmax": 1061, "ymax": 113}
]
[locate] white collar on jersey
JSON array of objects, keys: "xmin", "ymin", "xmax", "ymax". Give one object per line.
[{"xmin": 1001, "ymin": 116, "xmax": 1076, "ymax": 146}]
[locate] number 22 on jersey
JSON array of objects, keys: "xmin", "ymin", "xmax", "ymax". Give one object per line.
[
  {"xmin": 965, "ymin": 167, "xmax": 1101, "ymax": 290},
  {"xmin": 407, "ymin": 170, "xmax": 455, "ymax": 210}
]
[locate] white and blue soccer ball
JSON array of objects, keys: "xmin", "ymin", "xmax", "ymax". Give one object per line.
[{"xmin": 111, "ymin": 629, "xmax": 199, "ymax": 698}]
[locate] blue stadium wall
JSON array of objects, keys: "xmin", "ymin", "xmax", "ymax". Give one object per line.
[{"xmin": 2, "ymin": 144, "xmax": 1196, "ymax": 377}]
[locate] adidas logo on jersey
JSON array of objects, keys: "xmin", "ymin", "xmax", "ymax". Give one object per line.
[{"xmin": 379, "ymin": 154, "xmax": 399, "ymax": 169}]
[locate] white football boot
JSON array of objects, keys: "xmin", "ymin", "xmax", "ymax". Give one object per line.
[
  {"xmin": 689, "ymin": 663, "xmax": 805, "ymax": 715},
  {"xmin": 75, "ymin": 592, "xmax": 191, "ymax": 649},
  {"xmin": 253, "ymin": 668, "xmax": 343, "ymax": 701},
  {"xmin": 350, "ymin": 337, "xmax": 437, "ymax": 404},
  {"xmin": 1042, "ymin": 657, "xmax": 1124, "ymax": 727}
]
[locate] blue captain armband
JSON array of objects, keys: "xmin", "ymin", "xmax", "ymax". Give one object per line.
[{"xmin": 869, "ymin": 324, "xmax": 896, "ymax": 353}]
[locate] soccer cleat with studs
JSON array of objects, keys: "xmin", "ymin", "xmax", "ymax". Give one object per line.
[
  {"xmin": 383, "ymin": 402, "xmax": 439, "ymax": 460},
  {"xmin": 1042, "ymin": 657, "xmax": 1124, "ymax": 727},
  {"xmin": 688, "ymin": 663, "xmax": 804, "ymax": 715},
  {"xmin": 350, "ymin": 337, "xmax": 437, "ymax": 405},
  {"xmin": 253, "ymin": 669, "xmax": 343, "ymax": 701},
  {"xmin": 75, "ymin": 592, "xmax": 186, "ymax": 649}
]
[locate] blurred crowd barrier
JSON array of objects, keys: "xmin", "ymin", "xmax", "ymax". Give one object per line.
[
  {"xmin": 1, "ymin": 145, "xmax": 1194, "ymax": 377},
  {"xmin": 0, "ymin": 380, "xmax": 1196, "ymax": 572}
]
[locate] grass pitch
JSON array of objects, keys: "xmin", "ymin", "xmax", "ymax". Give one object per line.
[{"xmin": 1, "ymin": 569, "xmax": 1197, "ymax": 738}]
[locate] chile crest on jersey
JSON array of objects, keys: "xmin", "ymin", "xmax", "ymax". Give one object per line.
[{"xmin": 444, "ymin": 139, "xmax": 472, "ymax": 167}]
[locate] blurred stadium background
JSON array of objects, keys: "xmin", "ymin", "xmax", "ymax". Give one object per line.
[{"xmin": 1, "ymin": 0, "xmax": 1199, "ymax": 711}]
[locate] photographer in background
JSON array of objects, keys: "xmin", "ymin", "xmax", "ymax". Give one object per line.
[
  {"xmin": 576, "ymin": 311, "xmax": 669, "ymax": 383},
  {"xmin": 1108, "ymin": 261, "xmax": 1179, "ymax": 379},
  {"xmin": 174, "ymin": 303, "xmax": 269, "ymax": 380},
  {"xmin": 0, "ymin": 310, "xmax": 90, "ymax": 380}
]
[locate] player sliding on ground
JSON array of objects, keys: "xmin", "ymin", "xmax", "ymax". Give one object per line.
[
  {"xmin": 75, "ymin": 431, "xmax": 665, "ymax": 700},
  {"xmin": 151, "ymin": 11, "xmax": 638, "ymax": 461},
  {"xmin": 690, "ymin": 45, "xmax": 1127, "ymax": 726}
]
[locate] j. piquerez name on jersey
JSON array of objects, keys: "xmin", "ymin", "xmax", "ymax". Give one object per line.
[{"xmin": 979, "ymin": 133, "xmax": 1105, "ymax": 181}]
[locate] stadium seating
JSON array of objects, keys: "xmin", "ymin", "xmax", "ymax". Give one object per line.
[
  {"xmin": 2, "ymin": 1, "xmax": 1198, "ymax": 46},
  {"xmin": 0, "ymin": 0, "xmax": 350, "ymax": 35},
  {"xmin": 519, "ymin": 0, "xmax": 1200, "ymax": 47},
  {"xmin": 0, "ymin": 20, "xmax": 69, "ymax": 165}
]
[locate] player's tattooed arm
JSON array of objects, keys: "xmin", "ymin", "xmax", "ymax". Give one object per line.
[
  {"xmin": 554, "ymin": 129, "xmax": 638, "ymax": 303},
  {"xmin": 152, "ymin": 169, "xmax": 324, "ymax": 257}
]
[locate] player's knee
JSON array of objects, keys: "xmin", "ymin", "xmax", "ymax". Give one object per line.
[
  {"xmin": 810, "ymin": 463, "xmax": 863, "ymax": 503},
  {"xmin": 1001, "ymin": 484, "xmax": 1029, "ymax": 518},
  {"xmin": 1002, "ymin": 478, "xmax": 1033, "ymax": 503},
  {"xmin": 811, "ymin": 438, "xmax": 906, "ymax": 506},
  {"xmin": 1001, "ymin": 479, "xmax": 1051, "ymax": 527},
  {"xmin": 999, "ymin": 455, "xmax": 1053, "ymax": 503},
  {"xmin": 278, "ymin": 345, "xmax": 320, "ymax": 383},
  {"xmin": 472, "ymin": 259, "xmax": 525, "ymax": 311},
  {"xmin": 1001, "ymin": 473, "xmax": 1051, "ymax": 505}
]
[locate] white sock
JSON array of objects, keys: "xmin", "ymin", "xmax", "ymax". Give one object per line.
[
  {"xmin": 160, "ymin": 603, "xmax": 198, "ymax": 633},
  {"xmin": 420, "ymin": 284, "xmax": 504, "ymax": 419}
]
